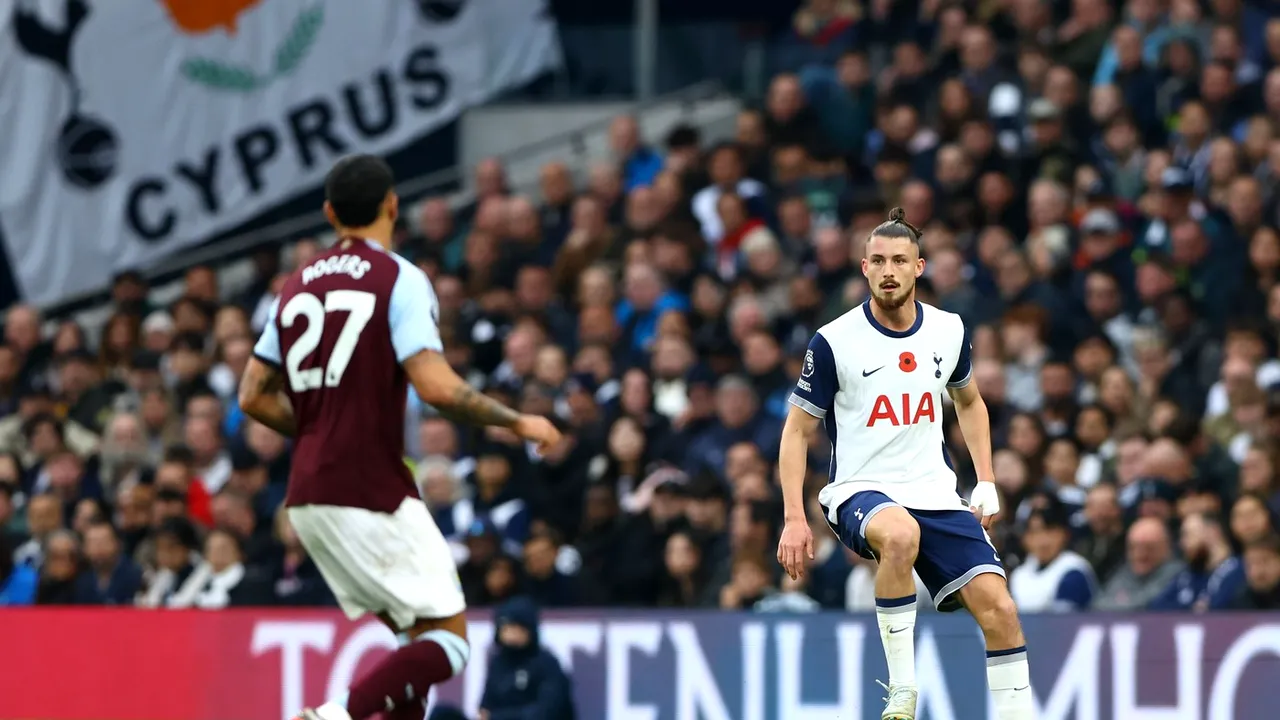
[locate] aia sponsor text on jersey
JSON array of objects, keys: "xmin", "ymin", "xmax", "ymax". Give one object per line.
[{"xmin": 866, "ymin": 392, "xmax": 937, "ymax": 427}]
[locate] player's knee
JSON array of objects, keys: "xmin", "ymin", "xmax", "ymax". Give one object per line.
[
  {"xmin": 422, "ymin": 629, "xmax": 471, "ymax": 676},
  {"xmin": 876, "ymin": 520, "xmax": 920, "ymax": 566}
]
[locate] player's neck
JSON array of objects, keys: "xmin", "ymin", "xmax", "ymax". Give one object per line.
[
  {"xmin": 336, "ymin": 224, "xmax": 393, "ymax": 250},
  {"xmin": 870, "ymin": 295, "xmax": 918, "ymax": 332}
]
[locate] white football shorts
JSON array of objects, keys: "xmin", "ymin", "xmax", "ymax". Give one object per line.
[{"xmin": 288, "ymin": 497, "xmax": 466, "ymax": 629}]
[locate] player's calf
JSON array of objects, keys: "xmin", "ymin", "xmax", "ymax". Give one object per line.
[
  {"xmin": 960, "ymin": 574, "xmax": 1033, "ymax": 720},
  {"xmin": 864, "ymin": 507, "xmax": 922, "ymax": 715},
  {"xmin": 311, "ymin": 621, "xmax": 471, "ymax": 720}
]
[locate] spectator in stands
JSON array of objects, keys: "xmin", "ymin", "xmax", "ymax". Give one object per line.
[
  {"xmin": 552, "ymin": 196, "xmax": 618, "ymax": 298},
  {"xmin": 5, "ymin": 304, "xmax": 48, "ymax": 383},
  {"xmin": 1094, "ymin": 517, "xmax": 1185, "ymax": 610},
  {"xmin": 418, "ymin": 455, "xmax": 469, "ymax": 541},
  {"xmin": 412, "ymin": 197, "xmax": 464, "ymax": 271},
  {"xmin": 478, "ymin": 596, "xmax": 577, "ymax": 720},
  {"xmin": 73, "ymin": 521, "xmax": 142, "ymax": 605},
  {"xmin": 256, "ymin": 507, "xmax": 334, "ymax": 607},
  {"xmin": 0, "ymin": 532, "xmax": 35, "ymax": 605},
  {"xmin": 1010, "ymin": 503, "xmax": 1098, "ymax": 612},
  {"xmin": 764, "ymin": 73, "xmax": 829, "ymax": 154},
  {"xmin": 533, "ymin": 163, "xmax": 575, "ymax": 250},
  {"xmin": 692, "ymin": 142, "xmax": 768, "ymax": 244},
  {"xmin": 99, "ymin": 313, "xmax": 141, "ymax": 380},
  {"xmin": 185, "ymin": 415, "xmax": 231, "ymax": 495},
  {"xmin": 658, "ymin": 529, "xmax": 714, "ymax": 607},
  {"xmin": 1230, "ymin": 492, "xmax": 1279, "ymax": 547},
  {"xmin": 0, "ymin": 382, "xmax": 97, "ymax": 467},
  {"xmin": 210, "ymin": 489, "xmax": 272, "ymax": 569},
  {"xmin": 520, "ymin": 529, "xmax": 580, "ymax": 608},
  {"xmin": 1149, "ymin": 511, "xmax": 1245, "ymax": 611},
  {"xmin": 19, "ymin": 0, "xmax": 1280, "ymax": 625},
  {"xmin": 609, "ymin": 114, "xmax": 663, "ymax": 192},
  {"xmin": 13, "ymin": 493, "xmax": 60, "ymax": 568},
  {"xmin": 684, "ymin": 376, "xmax": 781, "ymax": 478},
  {"xmin": 1075, "ymin": 483, "xmax": 1128, "ymax": 584},
  {"xmin": 136, "ymin": 516, "xmax": 201, "ymax": 608},
  {"xmin": 35, "ymin": 529, "xmax": 79, "ymax": 605},
  {"xmin": 719, "ymin": 552, "xmax": 774, "ymax": 609},
  {"xmin": 167, "ymin": 528, "xmax": 260, "ymax": 609},
  {"xmin": 1231, "ymin": 535, "xmax": 1280, "ymax": 610},
  {"xmin": 98, "ymin": 413, "xmax": 151, "ymax": 492}
]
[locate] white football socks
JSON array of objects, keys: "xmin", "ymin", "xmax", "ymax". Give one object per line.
[
  {"xmin": 986, "ymin": 647, "xmax": 1034, "ymax": 719},
  {"xmin": 875, "ymin": 595, "xmax": 918, "ymax": 686}
]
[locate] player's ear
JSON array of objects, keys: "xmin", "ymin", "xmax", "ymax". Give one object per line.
[
  {"xmin": 915, "ymin": 257, "xmax": 925, "ymax": 278},
  {"xmin": 385, "ymin": 192, "xmax": 399, "ymax": 224},
  {"xmin": 322, "ymin": 201, "xmax": 338, "ymax": 229},
  {"xmin": 860, "ymin": 256, "xmax": 869, "ymax": 276}
]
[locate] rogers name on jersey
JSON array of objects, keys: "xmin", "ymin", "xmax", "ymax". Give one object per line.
[{"xmin": 302, "ymin": 255, "xmax": 373, "ymax": 285}]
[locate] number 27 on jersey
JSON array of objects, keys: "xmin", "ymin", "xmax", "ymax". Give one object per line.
[{"xmin": 281, "ymin": 290, "xmax": 376, "ymax": 392}]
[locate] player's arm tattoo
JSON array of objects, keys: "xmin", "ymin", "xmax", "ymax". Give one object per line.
[
  {"xmin": 440, "ymin": 384, "xmax": 521, "ymax": 428},
  {"xmin": 238, "ymin": 358, "xmax": 297, "ymax": 437}
]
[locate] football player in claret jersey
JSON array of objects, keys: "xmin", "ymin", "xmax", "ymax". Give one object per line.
[
  {"xmin": 775, "ymin": 208, "xmax": 1034, "ymax": 720},
  {"xmin": 238, "ymin": 155, "xmax": 560, "ymax": 720}
]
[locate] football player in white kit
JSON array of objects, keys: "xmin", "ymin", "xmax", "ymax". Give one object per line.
[{"xmin": 776, "ymin": 208, "xmax": 1034, "ymax": 720}]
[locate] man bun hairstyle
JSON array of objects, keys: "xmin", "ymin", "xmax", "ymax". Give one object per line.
[{"xmin": 869, "ymin": 206, "xmax": 923, "ymax": 244}]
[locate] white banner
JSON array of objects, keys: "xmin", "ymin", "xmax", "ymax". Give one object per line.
[{"xmin": 0, "ymin": 0, "xmax": 561, "ymax": 305}]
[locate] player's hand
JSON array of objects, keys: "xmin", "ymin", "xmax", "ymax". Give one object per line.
[
  {"xmin": 970, "ymin": 481, "xmax": 1001, "ymax": 529},
  {"xmin": 776, "ymin": 519, "xmax": 814, "ymax": 581},
  {"xmin": 513, "ymin": 414, "xmax": 562, "ymax": 455}
]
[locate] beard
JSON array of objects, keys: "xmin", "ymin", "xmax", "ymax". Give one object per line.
[
  {"xmin": 1185, "ymin": 547, "xmax": 1209, "ymax": 574},
  {"xmin": 870, "ymin": 279, "xmax": 914, "ymax": 310}
]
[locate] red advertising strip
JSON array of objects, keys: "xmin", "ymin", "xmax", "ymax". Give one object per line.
[{"xmin": 4, "ymin": 609, "xmax": 1278, "ymax": 720}]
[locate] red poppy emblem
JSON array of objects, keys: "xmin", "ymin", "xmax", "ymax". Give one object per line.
[{"xmin": 899, "ymin": 352, "xmax": 917, "ymax": 372}]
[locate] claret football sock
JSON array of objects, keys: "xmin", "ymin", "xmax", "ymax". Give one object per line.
[
  {"xmin": 343, "ymin": 630, "xmax": 470, "ymax": 720},
  {"xmin": 875, "ymin": 595, "xmax": 918, "ymax": 686},
  {"xmin": 986, "ymin": 646, "xmax": 1034, "ymax": 719}
]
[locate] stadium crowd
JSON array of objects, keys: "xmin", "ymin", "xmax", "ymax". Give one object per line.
[{"xmin": 4, "ymin": 0, "xmax": 1280, "ymax": 614}]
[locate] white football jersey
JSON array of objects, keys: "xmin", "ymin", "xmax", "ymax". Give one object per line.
[{"xmin": 790, "ymin": 300, "xmax": 972, "ymax": 519}]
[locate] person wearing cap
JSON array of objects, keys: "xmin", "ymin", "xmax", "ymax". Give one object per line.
[
  {"xmin": 456, "ymin": 518, "xmax": 507, "ymax": 606},
  {"xmin": 1009, "ymin": 503, "xmax": 1097, "ymax": 612},
  {"xmin": 1021, "ymin": 98, "xmax": 1081, "ymax": 187},
  {"xmin": 1135, "ymin": 165, "xmax": 1227, "ymax": 257},
  {"xmin": 140, "ymin": 311, "xmax": 176, "ymax": 354},
  {"xmin": 1072, "ymin": 207, "xmax": 1135, "ymax": 300}
]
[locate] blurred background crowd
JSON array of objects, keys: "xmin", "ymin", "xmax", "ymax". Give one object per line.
[{"xmin": 4, "ymin": 0, "xmax": 1280, "ymax": 615}]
